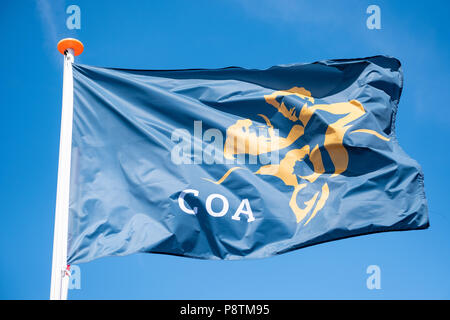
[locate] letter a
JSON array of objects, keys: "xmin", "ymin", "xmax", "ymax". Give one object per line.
[
  {"xmin": 366, "ymin": 5, "xmax": 381, "ymax": 30},
  {"xmin": 66, "ymin": 5, "xmax": 81, "ymax": 30},
  {"xmin": 232, "ymin": 199, "xmax": 255, "ymax": 222},
  {"xmin": 366, "ymin": 265, "xmax": 381, "ymax": 289}
]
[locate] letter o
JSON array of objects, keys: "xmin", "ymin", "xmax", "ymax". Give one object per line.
[{"xmin": 206, "ymin": 193, "xmax": 229, "ymax": 217}]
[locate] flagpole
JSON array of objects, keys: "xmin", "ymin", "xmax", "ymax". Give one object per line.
[{"xmin": 50, "ymin": 38, "xmax": 84, "ymax": 300}]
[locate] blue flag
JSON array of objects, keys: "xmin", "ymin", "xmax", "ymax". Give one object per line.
[{"xmin": 68, "ymin": 56, "xmax": 428, "ymax": 264}]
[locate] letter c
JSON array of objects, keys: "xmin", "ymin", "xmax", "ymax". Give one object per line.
[{"xmin": 178, "ymin": 189, "xmax": 199, "ymax": 214}]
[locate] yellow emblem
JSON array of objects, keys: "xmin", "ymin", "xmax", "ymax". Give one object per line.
[{"xmin": 205, "ymin": 87, "xmax": 389, "ymax": 225}]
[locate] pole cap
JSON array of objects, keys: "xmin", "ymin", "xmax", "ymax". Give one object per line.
[{"xmin": 57, "ymin": 38, "xmax": 84, "ymax": 56}]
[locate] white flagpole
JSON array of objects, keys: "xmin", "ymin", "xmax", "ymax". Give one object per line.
[{"xmin": 50, "ymin": 38, "xmax": 83, "ymax": 300}]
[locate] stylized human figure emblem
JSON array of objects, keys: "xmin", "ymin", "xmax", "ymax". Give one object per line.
[{"xmin": 206, "ymin": 87, "xmax": 389, "ymax": 225}]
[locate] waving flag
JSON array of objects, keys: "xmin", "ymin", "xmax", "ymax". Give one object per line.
[{"xmin": 67, "ymin": 56, "xmax": 428, "ymax": 264}]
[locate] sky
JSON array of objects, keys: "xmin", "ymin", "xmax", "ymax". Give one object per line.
[{"xmin": 0, "ymin": 0, "xmax": 449, "ymax": 299}]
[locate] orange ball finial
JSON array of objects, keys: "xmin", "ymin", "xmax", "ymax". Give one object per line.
[{"xmin": 57, "ymin": 38, "xmax": 84, "ymax": 56}]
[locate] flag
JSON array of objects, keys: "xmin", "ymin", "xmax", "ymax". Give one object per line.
[{"xmin": 67, "ymin": 56, "xmax": 428, "ymax": 264}]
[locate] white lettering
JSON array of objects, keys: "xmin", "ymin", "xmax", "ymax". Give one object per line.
[
  {"xmin": 232, "ymin": 199, "xmax": 255, "ymax": 222},
  {"xmin": 178, "ymin": 189, "xmax": 199, "ymax": 214},
  {"xmin": 206, "ymin": 193, "xmax": 229, "ymax": 217}
]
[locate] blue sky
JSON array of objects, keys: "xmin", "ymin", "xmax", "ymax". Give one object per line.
[{"xmin": 0, "ymin": 0, "xmax": 449, "ymax": 299}]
